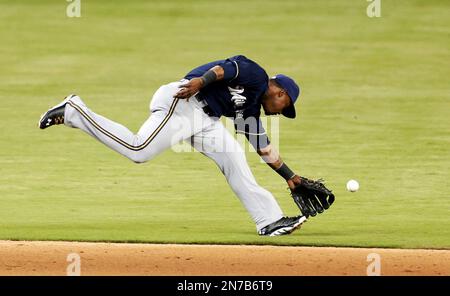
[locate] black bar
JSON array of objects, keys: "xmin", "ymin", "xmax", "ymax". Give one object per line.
[{"xmin": 0, "ymin": 276, "xmax": 448, "ymax": 294}]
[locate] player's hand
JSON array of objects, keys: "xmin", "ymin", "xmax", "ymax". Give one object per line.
[
  {"xmin": 287, "ymin": 174, "xmax": 302, "ymax": 190},
  {"xmin": 174, "ymin": 78, "xmax": 203, "ymax": 100},
  {"xmin": 289, "ymin": 176, "xmax": 335, "ymax": 217}
]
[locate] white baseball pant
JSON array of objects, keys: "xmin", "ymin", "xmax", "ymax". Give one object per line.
[{"xmin": 64, "ymin": 80, "xmax": 284, "ymax": 231}]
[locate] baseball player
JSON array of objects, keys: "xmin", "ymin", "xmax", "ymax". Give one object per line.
[{"xmin": 39, "ymin": 55, "xmax": 334, "ymax": 236}]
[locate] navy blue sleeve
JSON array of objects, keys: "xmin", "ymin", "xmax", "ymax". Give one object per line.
[
  {"xmin": 220, "ymin": 55, "xmax": 267, "ymax": 84},
  {"xmin": 185, "ymin": 55, "xmax": 268, "ymax": 99},
  {"xmin": 221, "ymin": 60, "xmax": 239, "ymax": 81},
  {"xmin": 185, "ymin": 58, "xmax": 238, "ymax": 81},
  {"xmin": 185, "ymin": 60, "xmax": 224, "ymax": 80}
]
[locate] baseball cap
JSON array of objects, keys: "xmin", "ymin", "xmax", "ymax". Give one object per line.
[{"xmin": 272, "ymin": 74, "xmax": 300, "ymax": 119}]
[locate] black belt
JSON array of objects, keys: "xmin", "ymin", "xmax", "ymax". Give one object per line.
[
  {"xmin": 202, "ymin": 105, "xmax": 214, "ymax": 117},
  {"xmin": 195, "ymin": 95, "xmax": 215, "ymax": 117}
]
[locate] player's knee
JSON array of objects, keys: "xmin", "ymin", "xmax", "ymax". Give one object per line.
[
  {"xmin": 129, "ymin": 153, "xmax": 149, "ymax": 164},
  {"xmin": 131, "ymin": 158, "xmax": 146, "ymax": 164},
  {"xmin": 129, "ymin": 151, "xmax": 156, "ymax": 164}
]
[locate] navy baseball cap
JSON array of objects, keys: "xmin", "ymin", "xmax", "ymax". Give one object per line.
[{"xmin": 272, "ymin": 74, "xmax": 300, "ymax": 119}]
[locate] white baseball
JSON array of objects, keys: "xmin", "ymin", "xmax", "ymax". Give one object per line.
[{"xmin": 346, "ymin": 180, "xmax": 359, "ymax": 192}]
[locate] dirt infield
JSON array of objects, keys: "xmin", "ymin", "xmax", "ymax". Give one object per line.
[{"xmin": 0, "ymin": 241, "xmax": 448, "ymax": 275}]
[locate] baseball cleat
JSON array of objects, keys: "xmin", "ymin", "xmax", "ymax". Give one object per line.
[
  {"xmin": 38, "ymin": 94, "xmax": 76, "ymax": 129},
  {"xmin": 258, "ymin": 215, "xmax": 307, "ymax": 236}
]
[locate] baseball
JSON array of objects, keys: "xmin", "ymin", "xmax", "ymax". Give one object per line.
[{"xmin": 346, "ymin": 180, "xmax": 359, "ymax": 192}]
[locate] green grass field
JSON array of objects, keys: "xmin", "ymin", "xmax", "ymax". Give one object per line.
[{"xmin": 0, "ymin": 0, "xmax": 449, "ymax": 249}]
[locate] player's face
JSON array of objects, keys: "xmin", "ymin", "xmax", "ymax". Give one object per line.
[{"xmin": 262, "ymin": 90, "xmax": 291, "ymax": 116}]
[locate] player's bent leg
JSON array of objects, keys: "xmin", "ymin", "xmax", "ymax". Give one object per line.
[
  {"xmin": 39, "ymin": 81, "xmax": 212, "ymax": 163},
  {"xmin": 188, "ymin": 121, "xmax": 284, "ymax": 232},
  {"xmin": 62, "ymin": 88, "xmax": 202, "ymax": 163}
]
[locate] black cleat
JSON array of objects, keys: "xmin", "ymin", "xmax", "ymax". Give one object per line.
[
  {"xmin": 38, "ymin": 94, "xmax": 76, "ymax": 129},
  {"xmin": 258, "ymin": 215, "xmax": 307, "ymax": 236}
]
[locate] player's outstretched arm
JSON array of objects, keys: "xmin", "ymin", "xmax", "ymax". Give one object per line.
[
  {"xmin": 257, "ymin": 144, "xmax": 301, "ymax": 189},
  {"xmin": 259, "ymin": 144, "xmax": 335, "ymax": 217},
  {"xmin": 174, "ymin": 66, "xmax": 224, "ymax": 99}
]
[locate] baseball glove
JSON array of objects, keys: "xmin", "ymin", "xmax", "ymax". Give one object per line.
[{"xmin": 291, "ymin": 177, "xmax": 335, "ymax": 218}]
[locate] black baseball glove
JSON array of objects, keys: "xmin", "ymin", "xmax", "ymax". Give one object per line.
[{"xmin": 291, "ymin": 177, "xmax": 335, "ymax": 218}]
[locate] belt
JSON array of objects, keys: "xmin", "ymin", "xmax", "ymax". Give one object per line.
[{"xmin": 195, "ymin": 95, "xmax": 214, "ymax": 117}]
